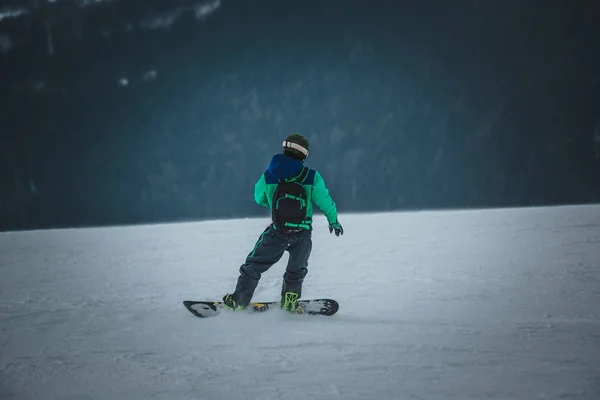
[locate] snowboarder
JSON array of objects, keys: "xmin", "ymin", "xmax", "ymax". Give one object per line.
[{"xmin": 222, "ymin": 133, "xmax": 343, "ymax": 313}]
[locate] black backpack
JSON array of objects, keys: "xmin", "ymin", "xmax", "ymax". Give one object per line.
[{"xmin": 272, "ymin": 167, "xmax": 310, "ymax": 232}]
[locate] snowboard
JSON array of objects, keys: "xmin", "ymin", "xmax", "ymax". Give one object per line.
[{"xmin": 183, "ymin": 298, "xmax": 339, "ymax": 318}]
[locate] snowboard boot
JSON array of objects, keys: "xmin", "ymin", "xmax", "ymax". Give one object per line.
[
  {"xmin": 281, "ymin": 292, "xmax": 304, "ymax": 314},
  {"xmin": 222, "ymin": 293, "xmax": 246, "ymax": 311}
]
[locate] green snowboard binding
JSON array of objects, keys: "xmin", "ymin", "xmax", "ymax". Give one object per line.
[{"xmin": 282, "ymin": 292, "xmax": 304, "ymax": 314}]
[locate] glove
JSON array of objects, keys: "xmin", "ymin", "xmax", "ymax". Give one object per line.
[{"xmin": 328, "ymin": 220, "xmax": 344, "ymax": 236}]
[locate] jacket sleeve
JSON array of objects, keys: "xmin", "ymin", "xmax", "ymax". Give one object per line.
[
  {"xmin": 254, "ymin": 174, "xmax": 269, "ymax": 207},
  {"xmin": 312, "ymin": 171, "xmax": 338, "ymax": 223}
]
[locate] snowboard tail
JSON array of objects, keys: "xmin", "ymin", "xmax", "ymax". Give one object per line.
[{"xmin": 183, "ymin": 299, "xmax": 338, "ymax": 318}]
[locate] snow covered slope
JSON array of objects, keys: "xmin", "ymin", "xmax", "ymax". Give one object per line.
[{"xmin": 1, "ymin": 205, "xmax": 599, "ymax": 400}]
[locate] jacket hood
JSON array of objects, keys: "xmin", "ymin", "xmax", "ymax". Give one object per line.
[{"xmin": 267, "ymin": 153, "xmax": 304, "ymax": 180}]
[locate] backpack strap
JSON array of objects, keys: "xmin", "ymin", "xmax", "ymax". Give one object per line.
[{"xmin": 284, "ymin": 167, "xmax": 309, "ymax": 184}]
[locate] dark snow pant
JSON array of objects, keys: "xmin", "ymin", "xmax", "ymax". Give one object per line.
[{"xmin": 233, "ymin": 224, "xmax": 312, "ymax": 307}]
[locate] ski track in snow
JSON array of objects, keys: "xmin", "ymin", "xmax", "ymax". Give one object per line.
[{"xmin": 1, "ymin": 205, "xmax": 600, "ymax": 399}]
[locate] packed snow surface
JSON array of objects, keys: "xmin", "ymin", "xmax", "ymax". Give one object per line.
[{"xmin": 1, "ymin": 205, "xmax": 599, "ymax": 399}]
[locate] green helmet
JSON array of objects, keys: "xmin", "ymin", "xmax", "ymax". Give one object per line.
[{"xmin": 282, "ymin": 133, "xmax": 309, "ymax": 160}]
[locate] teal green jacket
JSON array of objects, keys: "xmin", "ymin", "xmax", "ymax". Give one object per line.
[{"xmin": 254, "ymin": 154, "xmax": 338, "ymax": 227}]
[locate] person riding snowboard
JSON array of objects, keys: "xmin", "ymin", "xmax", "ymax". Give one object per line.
[{"xmin": 222, "ymin": 133, "xmax": 343, "ymax": 313}]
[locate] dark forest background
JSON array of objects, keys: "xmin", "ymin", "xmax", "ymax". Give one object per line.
[{"xmin": 1, "ymin": 0, "xmax": 600, "ymax": 231}]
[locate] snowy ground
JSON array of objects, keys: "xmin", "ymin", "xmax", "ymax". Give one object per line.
[{"xmin": 1, "ymin": 205, "xmax": 600, "ymax": 400}]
